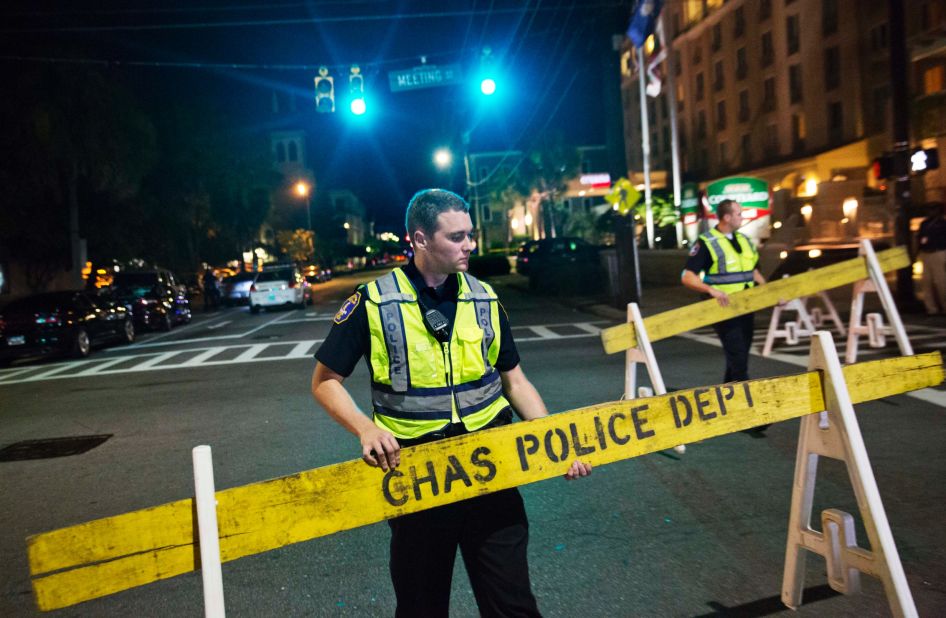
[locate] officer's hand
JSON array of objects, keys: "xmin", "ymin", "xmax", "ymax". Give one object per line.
[
  {"xmin": 710, "ymin": 288, "xmax": 730, "ymax": 307},
  {"xmin": 359, "ymin": 427, "xmax": 400, "ymax": 471},
  {"xmin": 564, "ymin": 459, "xmax": 592, "ymax": 481}
]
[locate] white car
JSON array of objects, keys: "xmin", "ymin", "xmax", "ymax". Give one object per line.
[{"xmin": 249, "ymin": 266, "xmax": 310, "ymax": 313}]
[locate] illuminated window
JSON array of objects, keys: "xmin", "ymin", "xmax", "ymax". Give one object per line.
[{"xmin": 924, "ymin": 65, "xmax": 945, "ymax": 94}]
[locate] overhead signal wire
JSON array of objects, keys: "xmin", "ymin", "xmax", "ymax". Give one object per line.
[{"xmin": 0, "ymin": 3, "xmax": 627, "ymax": 34}]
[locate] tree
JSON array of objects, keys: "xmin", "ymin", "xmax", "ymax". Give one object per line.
[
  {"xmin": 0, "ymin": 64, "xmax": 157, "ymax": 290},
  {"xmin": 516, "ymin": 133, "xmax": 580, "ymax": 239},
  {"xmin": 142, "ymin": 102, "xmax": 276, "ymax": 272},
  {"xmin": 276, "ymin": 229, "xmax": 314, "ymax": 263}
]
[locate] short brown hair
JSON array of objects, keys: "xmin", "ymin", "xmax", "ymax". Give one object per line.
[
  {"xmin": 405, "ymin": 189, "xmax": 470, "ymax": 237},
  {"xmin": 717, "ymin": 199, "xmax": 739, "ymax": 219}
]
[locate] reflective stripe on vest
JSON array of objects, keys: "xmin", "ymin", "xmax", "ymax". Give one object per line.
[
  {"xmin": 364, "ymin": 269, "xmax": 510, "ymax": 438},
  {"xmin": 699, "ymin": 229, "xmax": 757, "ymax": 293},
  {"xmin": 462, "ymin": 272, "xmax": 496, "ymax": 363}
]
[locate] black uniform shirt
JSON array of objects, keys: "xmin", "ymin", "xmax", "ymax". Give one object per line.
[
  {"xmin": 315, "ymin": 261, "xmax": 520, "ymax": 377},
  {"xmin": 684, "ymin": 229, "xmax": 757, "ymax": 290}
]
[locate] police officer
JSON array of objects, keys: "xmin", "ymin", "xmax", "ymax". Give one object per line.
[
  {"xmin": 311, "ymin": 188, "xmax": 591, "ymax": 617},
  {"xmin": 681, "ymin": 199, "xmax": 767, "ymax": 385}
]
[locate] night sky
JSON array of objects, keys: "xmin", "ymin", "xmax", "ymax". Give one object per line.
[{"xmin": 1, "ymin": 0, "xmax": 630, "ymax": 230}]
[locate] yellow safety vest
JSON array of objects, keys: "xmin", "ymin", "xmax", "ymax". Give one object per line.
[
  {"xmin": 699, "ymin": 227, "xmax": 758, "ymax": 294},
  {"xmin": 363, "ymin": 268, "xmax": 511, "ymax": 440}
]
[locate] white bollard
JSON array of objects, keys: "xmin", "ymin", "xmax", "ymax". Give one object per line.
[{"xmin": 193, "ymin": 445, "xmax": 226, "ymax": 618}]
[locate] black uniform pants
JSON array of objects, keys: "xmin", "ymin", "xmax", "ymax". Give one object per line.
[
  {"xmin": 388, "ymin": 488, "xmax": 540, "ymax": 618},
  {"xmin": 712, "ymin": 312, "xmax": 755, "ymax": 382}
]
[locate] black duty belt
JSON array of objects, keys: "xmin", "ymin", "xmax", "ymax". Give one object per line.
[{"xmin": 398, "ymin": 407, "xmax": 513, "ymax": 448}]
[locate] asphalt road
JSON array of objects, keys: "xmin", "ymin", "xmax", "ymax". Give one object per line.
[{"xmin": 1, "ymin": 269, "xmax": 944, "ymax": 617}]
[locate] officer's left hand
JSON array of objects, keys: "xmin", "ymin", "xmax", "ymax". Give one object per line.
[{"xmin": 564, "ymin": 459, "xmax": 592, "ymax": 480}]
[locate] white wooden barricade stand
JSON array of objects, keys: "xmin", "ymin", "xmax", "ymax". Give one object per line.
[
  {"xmin": 623, "ymin": 303, "xmax": 686, "ymax": 454},
  {"xmin": 845, "ymin": 240, "xmax": 913, "ymax": 364},
  {"xmin": 762, "ymin": 279, "xmax": 846, "ymax": 357},
  {"xmin": 762, "ymin": 297, "xmax": 817, "ymax": 357},
  {"xmin": 806, "ymin": 291, "xmax": 847, "ymax": 338},
  {"xmin": 781, "ymin": 332, "xmax": 917, "ymax": 617},
  {"xmin": 193, "ymin": 445, "xmax": 226, "ymax": 618}
]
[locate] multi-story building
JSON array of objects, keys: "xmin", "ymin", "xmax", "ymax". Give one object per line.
[{"xmin": 621, "ymin": 0, "xmax": 946, "ymax": 246}]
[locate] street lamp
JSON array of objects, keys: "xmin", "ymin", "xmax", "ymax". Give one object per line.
[
  {"xmin": 433, "ymin": 148, "xmax": 453, "ymax": 170},
  {"xmin": 295, "ymin": 181, "xmax": 312, "ymax": 231}
]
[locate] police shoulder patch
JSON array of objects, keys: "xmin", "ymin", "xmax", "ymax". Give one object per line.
[
  {"xmin": 334, "ymin": 291, "xmax": 361, "ymax": 324},
  {"xmin": 688, "ymin": 242, "xmax": 701, "ymax": 257}
]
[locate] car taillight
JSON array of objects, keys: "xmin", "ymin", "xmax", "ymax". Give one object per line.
[
  {"xmin": 250, "ymin": 284, "xmax": 256, "ymax": 292},
  {"xmin": 36, "ymin": 313, "xmax": 60, "ymax": 325},
  {"xmin": 288, "ymin": 280, "xmax": 296, "ymax": 288}
]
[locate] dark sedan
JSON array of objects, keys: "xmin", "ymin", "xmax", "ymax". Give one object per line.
[
  {"xmin": 109, "ymin": 270, "xmax": 192, "ymax": 331},
  {"xmin": 0, "ymin": 291, "xmax": 135, "ymax": 363}
]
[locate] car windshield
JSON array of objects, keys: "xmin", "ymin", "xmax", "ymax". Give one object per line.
[
  {"xmin": 256, "ymin": 269, "xmax": 295, "ymax": 282},
  {"xmin": 112, "ymin": 273, "xmax": 160, "ymax": 297}
]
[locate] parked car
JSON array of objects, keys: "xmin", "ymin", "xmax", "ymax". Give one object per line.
[
  {"xmin": 249, "ymin": 265, "xmax": 311, "ymax": 313},
  {"xmin": 0, "ymin": 291, "xmax": 135, "ymax": 363},
  {"xmin": 221, "ymin": 271, "xmax": 256, "ymax": 306},
  {"xmin": 303, "ymin": 264, "xmax": 333, "ymax": 284},
  {"xmin": 516, "ymin": 237, "xmax": 604, "ymax": 293},
  {"xmin": 109, "ymin": 270, "xmax": 192, "ymax": 331}
]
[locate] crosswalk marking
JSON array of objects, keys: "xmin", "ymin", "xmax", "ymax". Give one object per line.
[
  {"xmin": 287, "ymin": 341, "xmax": 316, "ymax": 358},
  {"xmin": 527, "ymin": 326, "xmax": 561, "ymax": 339},
  {"xmin": 133, "ymin": 351, "xmax": 183, "ymax": 370},
  {"xmin": 0, "ymin": 323, "xmax": 607, "ymax": 386},
  {"xmin": 179, "ymin": 348, "xmax": 226, "ymax": 367},
  {"xmin": 234, "ymin": 344, "xmax": 268, "ymax": 362},
  {"xmin": 73, "ymin": 356, "xmax": 135, "ymax": 376}
]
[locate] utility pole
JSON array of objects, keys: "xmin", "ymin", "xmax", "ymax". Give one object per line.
[{"xmin": 889, "ymin": 0, "xmax": 917, "ymax": 305}]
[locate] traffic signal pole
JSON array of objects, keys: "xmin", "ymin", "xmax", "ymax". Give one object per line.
[{"xmin": 889, "ymin": 0, "xmax": 917, "ymax": 304}]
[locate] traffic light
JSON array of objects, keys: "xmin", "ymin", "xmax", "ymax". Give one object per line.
[
  {"xmin": 872, "ymin": 154, "xmax": 894, "ymax": 181},
  {"xmin": 911, "ymin": 147, "xmax": 940, "ymax": 173},
  {"xmin": 314, "ymin": 66, "xmax": 334, "ymax": 113},
  {"xmin": 349, "ymin": 64, "xmax": 366, "ymax": 115}
]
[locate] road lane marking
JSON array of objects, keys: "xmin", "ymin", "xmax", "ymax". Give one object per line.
[
  {"xmin": 16, "ymin": 362, "xmax": 86, "ymax": 382},
  {"xmin": 73, "ymin": 357, "xmax": 136, "ymax": 376},
  {"xmin": 527, "ymin": 325, "xmax": 561, "ymax": 339},
  {"xmin": 234, "ymin": 344, "xmax": 268, "ymax": 362},
  {"xmin": 132, "ymin": 351, "xmax": 184, "ymax": 370},
  {"xmin": 178, "ymin": 348, "xmax": 226, "ymax": 367},
  {"xmin": 206, "ymin": 321, "xmax": 232, "ymax": 330},
  {"xmin": 287, "ymin": 341, "xmax": 317, "ymax": 358}
]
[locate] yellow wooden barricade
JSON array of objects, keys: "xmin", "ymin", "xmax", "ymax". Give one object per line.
[
  {"xmin": 27, "ymin": 351, "xmax": 943, "ymax": 611},
  {"xmin": 600, "ymin": 246, "xmax": 910, "ymax": 355}
]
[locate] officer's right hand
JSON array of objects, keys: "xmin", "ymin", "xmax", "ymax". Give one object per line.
[
  {"xmin": 359, "ymin": 427, "xmax": 400, "ymax": 471},
  {"xmin": 709, "ymin": 288, "xmax": 730, "ymax": 307}
]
